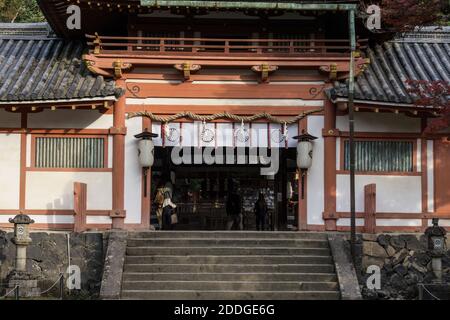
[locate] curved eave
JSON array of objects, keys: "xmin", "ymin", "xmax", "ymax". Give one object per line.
[
  {"xmin": 0, "ymin": 96, "xmax": 118, "ymax": 105},
  {"xmin": 141, "ymin": 0, "xmax": 359, "ymax": 10}
]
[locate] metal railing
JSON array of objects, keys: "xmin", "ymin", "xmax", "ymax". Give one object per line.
[
  {"xmin": 0, "ymin": 273, "xmax": 64, "ymax": 300},
  {"xmin": 0, "ymin": 285, "xmax": 19, "ymax": 300},
  {"xmin": 87, "ymin": 34, "xmax": 368, "ymax": 56}
]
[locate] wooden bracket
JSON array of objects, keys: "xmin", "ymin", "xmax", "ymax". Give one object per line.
[
  {"xmin": 83, "ymin": 56, "xmax": 112, "ymax": 77},
  {"xmin": 174, "ymin": 63, "xmax": 201, "ymax": 81},
  {"xmin": 251, "ymin": 64, "xmax": 278, "ymax": 83},
  {"xmin": 109, "ymin": 209, "xmax": 126, "ymax": 218}
]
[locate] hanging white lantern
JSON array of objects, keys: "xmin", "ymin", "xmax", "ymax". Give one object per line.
[
  {"xmin": 134, "ymin": 129, "xmax": 158, "ymax": 168},
  {"xmin": 293, "ymin": 131, "xmax": 318, "ymax": 199},
  {"xmin": 293, "ymin": 132, "xmax": 318, "ymax": 169}
]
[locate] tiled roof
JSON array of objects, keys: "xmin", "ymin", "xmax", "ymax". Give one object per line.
[
  {"xmin": 328, "ymin": 27, "xmax": 450, "ymax": 105},
  {"xmin": 0, "ymin": 23, "xmax": 120, "ymax": 103}
]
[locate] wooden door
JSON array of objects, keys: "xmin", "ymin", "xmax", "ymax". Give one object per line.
[{"xmin": 434, "ymin": 139, "xmax": 450, "ymax": 213}]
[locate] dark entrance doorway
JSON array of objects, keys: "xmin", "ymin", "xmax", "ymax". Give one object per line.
[{"xmin": 150, "ymin": 147, "xmax": 299, "ymax": 230}]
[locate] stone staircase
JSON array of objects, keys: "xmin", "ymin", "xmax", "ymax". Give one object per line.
[{"xmin": 120, "ymin": 231, "xmax": 341, "ymax": 300}]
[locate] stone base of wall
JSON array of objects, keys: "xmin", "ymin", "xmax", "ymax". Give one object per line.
[
  {"xmin": 356, "ymin": 233, "xmax": 450, "ymax": 300},
  {"xmin": 0, "ymin": 230, "xmax": 106, "ymax": 299}
]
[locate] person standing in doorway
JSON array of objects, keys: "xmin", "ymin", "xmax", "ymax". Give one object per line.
[
  {"xmin": 226, "ymin": 189, "xmax": 242, "ymax": 230},
  {"xmin": 154, "ymin": 183, "xmax": 165, "ymax": 229},
  {"xmin": 254, "ymin": 193, "xmax": 268, "ymax": 231},
  {"xmin": 162, "ymin": 191, "xmax": 177, "ymax": 230}
]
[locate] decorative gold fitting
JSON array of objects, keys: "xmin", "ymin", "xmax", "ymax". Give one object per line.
[
  {"xmin": 329, "ymin": 63, "xmax": 338, "ymax": 80},
  {"xmin": 113, "ymin": 60, "xmax": 123, "ymax": 78},
  {"xmin": 251, "ymin": 64, "xmax": 278, "ymax": 83},
  {"xmin": 93, "ymin": 32, "xmax": 101, "ymax": 54},
  {"xmin": 174, "ymin": 63, "xmax": 201, "ymax": 81}
]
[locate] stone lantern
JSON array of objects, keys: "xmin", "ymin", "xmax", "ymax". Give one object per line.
[
  {"xmin": 9, "ymin": 213, "xmax": 34, "ymax": 273},
  {"xmin": 7, "ymin": 213, "xmax": 40, "ymax": 297},
  {"xmin": 425, "ymin": 218, "xmax": 447, "ymax": 282}
]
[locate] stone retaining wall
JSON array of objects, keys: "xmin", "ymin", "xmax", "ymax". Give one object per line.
[
  {"xmin": 0, "ymin": 230, "xmax": 106, "ymax": 299},
  {"xmin": 356, "ymin": 233, "xmax": 450, "ymax": 300}
]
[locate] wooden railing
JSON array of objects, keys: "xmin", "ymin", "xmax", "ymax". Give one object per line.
[{"xmin": 86, "ymin": 34, "xmax": 368, "ymax": 56}]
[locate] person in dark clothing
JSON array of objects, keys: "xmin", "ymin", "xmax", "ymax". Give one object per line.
[
  {"xmin": 254, "ymin": 193, "xmax": 268, "ymax": 231},
  {"xmin": 161, "ymin": 191, "xmax": 177, "ymax": 230},
  {"xmin": 226, "ymin": 191, "xmax": 242, "ymax": 230}
]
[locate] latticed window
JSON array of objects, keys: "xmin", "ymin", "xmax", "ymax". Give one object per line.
[
  {"xmin": 34, "ymin": 137, "xmax": 105, "ymax": 169},
  {"xmin": 140, "ymin": 31, "xmax": 183, "ymax": 51},
  {"xmin": 343, "ymin": 140, "xmax": 414, "ymax": 173},
  {"xmin": 270, "ymin": 33, "xmax": 309, "ymax": 53}
]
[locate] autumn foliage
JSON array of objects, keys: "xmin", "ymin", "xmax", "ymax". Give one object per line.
[
  {"xmin": 361, "ymin": 0, "xmax": 447, "ymax": 31},
  {"xmin": 406, "ymin": 80, "xmax": 450, "ymax": 133}
]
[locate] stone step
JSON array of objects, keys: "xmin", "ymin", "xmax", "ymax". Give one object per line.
[
  {"xmin": 125, "ymin": 255, "xmax": 333, "ymax": 265},
  {"xmin": 127, "ymin": 231, "xmax": 328, "ymax": 240},
  {"xmin": 126, "ymin": 238, "xmax": 329, "ymax": 248},
  {"xmin": 126, "ymin": 246, "xmax": 331, "ymax": 256},
  {"xmin": 121, "ymin": 280, "xmax": 339, "ymax": 291},
  {"xmin": 123, "ymin": 263, "xmax": 335, "ymax": 273},
  {"xmin": 122, "ymin": 272, "xmax": 338, "ymax": 282},
  {"xmin": 121, "ymin": 290, "xmax": 340, "ymax": 300}
]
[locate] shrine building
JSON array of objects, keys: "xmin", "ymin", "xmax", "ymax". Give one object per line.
[{"xmin": 0, "ymin": 0, "xmax": 448, "ymax": 233}]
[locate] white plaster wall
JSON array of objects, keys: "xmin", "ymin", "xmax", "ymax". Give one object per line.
[
  {"xmin": 28, "ymin": 110, "xmax": 113, "ymax": 129},
  {"xmin": 108, "ymin": 136, "xmax": 113, "ymax": 169},
  {"xmin": 336, "ymin": 137, "xmax": 341, "ymax": 170},
  {"xmin": 0, "ymin": 134, "xmax": 21, "ymax": 209},
  {"xmin": 336, "ymin": 218, "xmax": 422, "ymax": 227},
  {"xmin": 337, "ymin": 218, "xmax": 365, "ymax": 227},
  {"xmin": 376, "ymin": 219, "xmax": 422, "ymax": 227},
  {"xmin": 416, "ymin": 139, "xmax": 422, "ymax": 172},
  {"xmin": 124, "ymin": 117, "xmax": 142, "ymax": 224},
  {"xmin": 26, "ymin": 134, "xmax": 32, "ymax": 167},
  {"xmin": 336, "ymin": 113, "xmax": 421, "ymax": 133},
  {"xmin": 336, "ymin": 175, "xmax": 422, "ymax": 213},
  {"xmin": 86, "ymin": 216, "xmax": 113, "ymax": 224},
  {"xmin": 427, "ymin": 140, "xmax": 434, "ymax": 212},
  {"xmin": 429, "ymin": 219, "xmax": 450, "ymax": 227},
  {"xmin": 307, "ymin": 115, "xmax": 325, "ymax": 225},
  {"xmin": 25, "ymin": 172, "xmax": 112, "ymax": 210},
  {"xmin": 0, "ymin": 215, "xmax": 74, "ymax": 224}
]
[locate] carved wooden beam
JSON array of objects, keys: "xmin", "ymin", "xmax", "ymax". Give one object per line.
[
  {"xmin": 319, "ymin": 54, "xmax": 370, "ymax": 81},
  {"xmin": 84, "ymin": 57, "xmax": 113, "ymax": 77}
]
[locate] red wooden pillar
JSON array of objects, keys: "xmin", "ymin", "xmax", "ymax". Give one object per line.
[
  {"xmin": 364, "ymin": 184, "xmax": 376, "ymax": 234},
  {"xmin": 323, "ymin": 99, "xmax": 337, "ymax": 230},
  {"xmin": 74, "ymin": 182, "xmax": 87, "ymax": 232},
  {"xmin": 420, "ymin": 118, "xmax": 428, "ymax": 231},
  {"xmin": 298, "ymin": 118, "xmax": 308, "ymax": 230},
  {"xmin": 111, "ymin": 79, "xmax": 127, "ymax": 229},
  {"xmin": 19, "ymin": 111, "xmax": 27, "ymax": 211}
]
